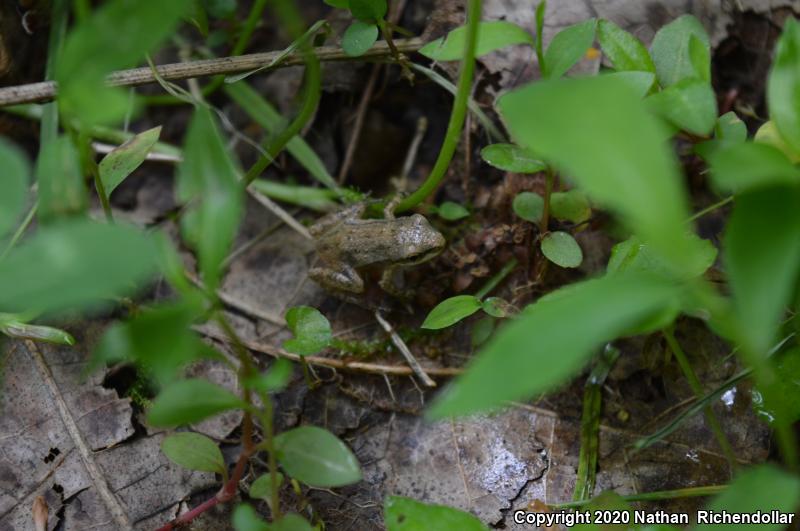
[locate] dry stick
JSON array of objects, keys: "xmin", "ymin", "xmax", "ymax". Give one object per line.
[
  {"xmin": 197, "ymin": 325, "xmax": 462, "ymax": 378},
  {"xmin": 373, "ymin": 310, "xmax": 436, "ymax": 387},
  {"xmin": 336, "ymin": 63, "xmax": 381, "ymax": 184},
  {"xmin": 0, "ymin": 38, "xmax": 424, "ymax": 107}
]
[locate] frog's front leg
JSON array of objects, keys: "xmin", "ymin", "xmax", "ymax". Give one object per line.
[
  {"xmin": 379, "ymin": 265, "xmax": 412, "ymax": 299},
  {"xmin": 310, "ymin": 263, "xmax": 365, "ymax": 294}
]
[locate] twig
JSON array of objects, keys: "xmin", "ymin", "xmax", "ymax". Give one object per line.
[
  {"xmin": 246, "ymin": 186, "xmax": 312, "ymax": 240},
  {"xmin": 337, "ymin": 63, "xmax": 381, "ymax": 184},
  {"xmin": 373, "ymin": 310, "xmax": 436, "ymax": 387},
  {"xmin": 0, "ymin": 39, "xmax": 424, "ymax": 107},
  {"xmin": 196, "ymin": 325, "xmax": 462, "ymax": 378}
]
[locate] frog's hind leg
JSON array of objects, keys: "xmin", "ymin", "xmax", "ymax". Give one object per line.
[{"xmin": 309, "ymin": 263, "xmax": 365, "ymax": 294}]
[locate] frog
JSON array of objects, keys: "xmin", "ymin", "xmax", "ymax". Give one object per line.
[{"xmin": 309, "ymin": 201, "xmax": 446, "ymax": 298}]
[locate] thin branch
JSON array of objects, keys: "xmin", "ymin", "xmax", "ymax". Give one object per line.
[
  {"xmin": 196, "ymin": 325, "xmax": 462, "ymax": 378},
  {"xmin": 0, "ymin": 39, "xmax": 424, "ymax": 107}
]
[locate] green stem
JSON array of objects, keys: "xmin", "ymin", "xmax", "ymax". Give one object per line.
[
  {"xmin": 394, "ymin": 0, "xmax": 481, "ymax": 213},
  {"xmin": 540, "ymin": 167, "xmax": 554, "ymax": 233},
  {"xmin": 242, "ymin": 0, "xmax": 322, "ymax": 186},
  {"xmin": 72, "ymin": 0, "xmax": 90, "ymax": 22},
  {"xmin": 572, "ymin": 344, "xmax": 619, "ymax": 502},
  {"xmin": 474, "ymin": 258, "xmax": 518, "ymax": 299},
  {"xmin": 256, "ymin": 390, "xmax": 282, "ymax": 520},
  {"xmin": 662, "ymin": 327, "xmax": 738, "ymax": 470},
  {"xmin": 0, "ymin": 203, "xmax": 37, "ymax": 261},
  {"xmin": 551, "ymin": 485, "xmax": 726, "ymax": 509},
  {"xmin": 689, "ymin": 196, "xmax": 733, "ymax": 222}
]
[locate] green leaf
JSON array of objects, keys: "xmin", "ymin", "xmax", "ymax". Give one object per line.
[
  {"xmin": 512, "ymin": 191, "xmax": 544, "ymax": 222},
  {"xmin": 650, "ymin": 14, "xmax": 709, "ymax": 87},
  {"xmin": 324, "ymin": 0, "xmax": 349, "ymax": 8},
  {"xmin": 348, "ymin": 0, "xmax": 386, "ymax": 22},
  {"xmin": 421, "ymin": 295, "xmax": 482, "ymax": 329},
  {"xmin": 601, "ymin": 71, "xmax": 656, "ymax": 97},
  {"xmin": 249, "ymin": 180, "xmax": 339, "ymax": 212},
  {"xmin": 608, "ymin": 234, "xmax": 717, "ymax": 280},
  {"xmin": 498, "ymin": 75, "xmax": 702, "ymax": 276},
  {"xmin": 436, "ymin": 201, "xmax": 470, "ymax": 221},
  {"xmin": 754, "ymin": 348, "xmax": 800, "ymax": 424},
  {"xmin": 470, "ymin": 317, "xmax": 495, "ymax": 347},
  {"xmin": 232, "ymin": 504, "xmax": 269, "ymax": 531},
  {"xmin": 707, "ymin": 141, "xmax": 800, "ymax": 193},
  {"xmin": 688, "ymin": 34, "xmax": 711, "ymax": 82},
  {"xmin": 0, "ymin": 220, "xmax": 158, "ymax": 315},
  {"xmin": 384, "ymin": 496, "xmax": 488, "ymax": 531},
  {"xmin": 249, "ymin": 472, "xmax": 284, "ymax": 501},
  {"xmin": 245, "ymin": 359, "xmax": 293, "ymax": 393},
  {"xmin": 36, "ymin": 136, "xmax": 87, "ymax": 223},
  {"xmin": 550, "ymin": 189, "xmax": 591, "ymax": 223},
  {"xmin": 646, "ymin": 78, "xmax": 717, "ymax": 136},
  {"xmin": 428, "ymin": 273, "xmax": 678, "ymax": 417},
  {"xmin": 224, "ymin": 83, "xmax": 341, "ymax": 192},
  {"xmin": 148, "ymin": 378, "xmax": 248, "ymax": 427},
  {"xmin": 767, "ymin": 18, "xmax": 800, "ymax": 156},
  {"xmin": 271, "ymin": 514, "xmax": 314, "ymax": 531},
  {"xmin": 543, "ymin": 18, "xmax": 597, "ymax": 79},
  {"xmin": 596, "ymin": 19, "xmax": 655, "ymax": 73},
  {"xmin": 283, "ymin": 306, "xmax": 332, "ymax": 355},
  {"xmin": 481, "ymin": 297, "xmax": 512, "ymax": 318},
  {"xmin": 723, "ymin": 185, "xmax": 800, "ymax": 355},
  {"xmin": 274, "ymin": 426, "xmax": 362, "ymax": 487},
  {"xmin": 480, "ymin": 143, "xmax": 546, "ymax": 173},
  {"xmin": 420, "ymin": 21, "xmax": 534, "ymax": 61},
  {"xmin": 0, "ymin": 139, "xmax": 29, "ymax": 238},
  {"xmin": 755, "ymin": 120, "xmax": 800, "ymax": 163},
  {"xmin": 342, "ymin": 21, "xmax": 379, "ymax": 57},
  {"xmin": 541, "ymin": 231, "xmax": 583, "ymax": 268},
  {"xmin": 715, "ymin": 111, "xmax": 747, "ymax": 143},
  {"xmin": 91, "ymin": 298, "xmax": 208, "ymax": 384},
  {"xmin": 161, "ymin": 432, "xmax": 225, "ymax": 475},
  {"xmin": 0, "ymin": 318, "xmax": 75, "ymax": 346},
  {"xmin": 695, "ymin": 465, "xmax": 800, "ymax": 531},
  {"xmin": 99, "ymin": 126, "xmax": 161, "ymax": 195},
  {"xmin": 55, "ymin": 0, "xmax": 191, "ymax": 124},
  {"xmin": 177, "ymin": 106, "xmax": 243, "ymax": 292},
  {"xmin": 201, "ymin": 0, "xmax": 237, "ymax": 18}
]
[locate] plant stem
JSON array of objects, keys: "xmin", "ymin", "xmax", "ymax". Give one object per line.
[
  {"xmin": 474, "ymin": 258, "xmax": 518, "ymax": 299},
  {"xmin": 394, "ymin": 0, "xmax": 482, "ymax": 213},
  {"xmin": 662, "ymin": 327, "xmax": 738, "ymax": 470},
  {"xmin": 551, "ymin": 485, "xmax": 727, "ymax": 509},
  {"xmin": 540, "ymin": 168, "xmax": 554, "ymax": 233},
  {"xmin": 689, "ymin": 196, "xmax": 733, "ymax": 222},
  {"xmin": 241, "ymin": 0, "xmax": 322, "ymax": 186},
  {"xmin": 257, "ymin": 390, "xmax": 282, "ymax": 520},
  {"xmin": 0, "ymin": 202, "xmax": 37, "ymax": 261}
]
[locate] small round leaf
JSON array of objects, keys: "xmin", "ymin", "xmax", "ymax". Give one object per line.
[
  {"xmin": 421, "ymin": 295, "xmax": 482, "ymax": 330},
  {"xmin": 283, "ymin": 306, "xmax": 332, "ymax": 355},
  {"xmin": 385, "ymin": 496, "xmax": 487, "ymax": 531},
  {"xmin": 342, "ymin": 21, "xmax": 379, "ymax": 57},
  {"xmin": 161, "ymin": 432, "xmax": 225, "ymax": 475},
  {"xmin": 480, "ymin": 143, "xmax": 546, "ymax": 173},
  {"xmin": 232, "ymin": 504, "xmax": 269, "ymax": 531},
  {"xmin": 481, "ymin": 297, "xmax": 514, "ymax": 318},
  {"xmin": 550, "ymin": 190, "xmax": 591, "ymax": 223},
  {"xmin": 512, "ymin": 192, "xmax": 544, "ymax": 222},
  {"xmin": 249, "ymin": 472, "xmax": 284, "ymax": 501},
  {"xmin": 275, "ymin": 426, "xmax": 362, "ymax": 487},
  {"xmin": 436, "ymin": 201, "xmax": 470, "ymax": 221},
  {"xmin": 541, "ymin": 231, "xmax": 583, "ymax": 268},
  {"xmin": 348, "ymin": 0, "xmax": 386, "ymax": 22}
]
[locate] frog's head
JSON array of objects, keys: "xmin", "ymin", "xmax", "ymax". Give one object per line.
[{"xmin": 401, "ymin": 214, "xmax": 446, "ymax": 264}]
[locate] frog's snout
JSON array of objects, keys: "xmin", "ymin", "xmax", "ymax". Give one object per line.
[{"xmin": 411, "ymin": 214, "xmax": 446, "ymax": 249}]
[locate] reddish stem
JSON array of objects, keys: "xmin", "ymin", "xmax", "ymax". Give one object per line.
[{"xmin": 154, "ymin": 445, "xmax": 255, "ymax": 531}]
